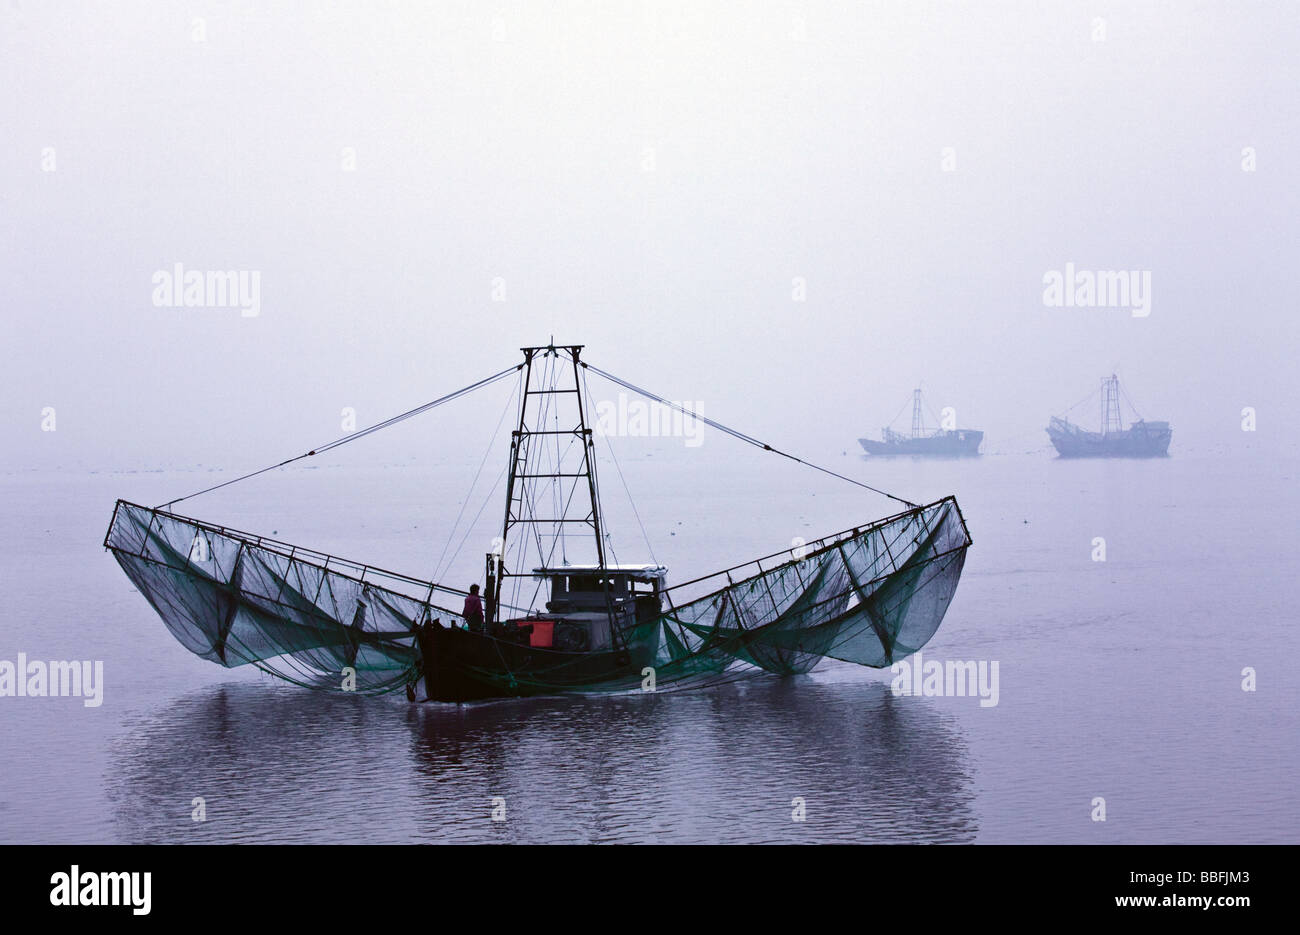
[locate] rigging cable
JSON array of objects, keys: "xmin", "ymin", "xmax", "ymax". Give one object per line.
[
  {"xmin": 442, "ymin": 460, "xmax": 511, "ymax": 593},
  {"xmin": 429, "ymin": 371, "xmax": 521, "ymax": 583},
  {"xmin": 1118, "ymin": 380, "xmax": 1144, "ymax": 422},
  {"xmin": 923, "ymin": 392, "xmax": 945, "ymax": 432},
  {"xmin": 582, "ymin": 365, "xmax": 656, "ymax": 565},
  {"xmin": 156, "ymin": 363, "xmax": 522, "ymax": 510},
  {"xmin": 1059, "ymin": 385, "xmax": 1099, "ymax": 417},
  {"xmin": 884, "ymin": 394, "xmax": 911, "ymax": 430},
  {"xmin": 582, "ymin": 362, "xmax": 918, "ymax": 508}
]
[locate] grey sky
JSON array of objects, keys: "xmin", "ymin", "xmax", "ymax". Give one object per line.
[{"xmin": 3, "ymin": 1, "xmax": 1297, "ymax": 473}]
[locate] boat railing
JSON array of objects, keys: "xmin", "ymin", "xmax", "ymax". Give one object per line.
[
  {"xmin": 104, "ymin": 499, "xmax": 494, "ymax": 609},
  {"xmin": 661, "ymin": 495, "xmax": 965, "ymax": 606}
]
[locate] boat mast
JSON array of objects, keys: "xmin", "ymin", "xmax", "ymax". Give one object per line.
[
  {"xmin": 488, "ymin": 343, "xmax": 607, "ymax": 625},
  {"xmin": 1102, "ymin": 374, "xmax": 1122, "ymax": 436},
  {"xmin": 570, "ymin": 345, "xmax": 608, "ymax": 571}
]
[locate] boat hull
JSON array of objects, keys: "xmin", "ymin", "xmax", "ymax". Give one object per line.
[
  {"xmin": 1047, "ymin": 421, "xmax": 1171, "ymax": 458},
  {"xmin": 409, "ymin": 619, "xmax": 659, "ymax": 702},
  {"xmin": 858, "ymin": 430, "xmax": 983, "ymax": 457}
]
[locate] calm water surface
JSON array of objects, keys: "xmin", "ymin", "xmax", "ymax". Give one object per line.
[{"xmin": 1, "ymin": 448, "xmax": 1296, "ymax": 843}]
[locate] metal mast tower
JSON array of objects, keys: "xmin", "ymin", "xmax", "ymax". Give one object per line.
[
  {"xmin": 486, "ymin": 344, "xmax": 606, "ymax": 625},
  {"xmin": 1101, "ymin": 374, "xmax": 1123, "ymax": 436}
]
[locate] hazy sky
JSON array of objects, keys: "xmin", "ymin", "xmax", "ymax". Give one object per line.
[{"xmin": 3, "ymin": 1, "xmax": 1297, "ymax": 474}]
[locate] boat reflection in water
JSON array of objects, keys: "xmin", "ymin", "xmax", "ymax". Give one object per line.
[{"xmin": 107, "ymin": 678, "xmax": 976, "ymax": 844}]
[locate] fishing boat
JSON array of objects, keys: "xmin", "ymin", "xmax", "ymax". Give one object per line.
[
  {"xmin": 859, "ymin": 388, "xmax": 983, "ymax": 457},
  {"xmin": 104, "ymin": 344, "xmax": 972, "ymax": 702},
  {"xmin": 1047, "ymin": 374, "xmax": 1171, "ymax": 458}
]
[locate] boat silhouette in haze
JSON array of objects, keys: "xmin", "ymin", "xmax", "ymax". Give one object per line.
[
  {"xmin": 1047, "ymin": 374, "xmax": 1171, "ymax": 458},
  {"xmin": 859, "ymin": 388, "xmax": 983, "ymax": 457}
]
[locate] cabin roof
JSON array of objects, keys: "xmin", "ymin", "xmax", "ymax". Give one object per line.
[{"xmin": 532, "ymin": 563, "xmax": 669, "ymax": 581}]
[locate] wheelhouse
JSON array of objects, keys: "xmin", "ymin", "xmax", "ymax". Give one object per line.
[{"xmin": 534, "ymin": 563, "xmax": 668, "ymax": 614}]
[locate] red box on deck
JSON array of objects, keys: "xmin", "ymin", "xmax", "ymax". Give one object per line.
[{"xmin": 529, "ymin": 620, "xmax": 555, "ymax": 648}]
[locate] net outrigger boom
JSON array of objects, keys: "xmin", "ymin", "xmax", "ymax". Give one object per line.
[{"xmin": 104, "ymin": 344, "xmax": 973, "ymax": 701}]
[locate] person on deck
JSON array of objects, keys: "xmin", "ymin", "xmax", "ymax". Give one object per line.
[{"xmin": 463, "ymin": 584, "xmax": 485, "ymax": 632}]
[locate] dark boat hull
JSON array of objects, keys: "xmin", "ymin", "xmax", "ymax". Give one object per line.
[
  {"xmin": 410, "ymin": 620, "xmax": 658, "ymax": 702},
  {"xmin": 858, "ymin": 430, "xmax": 983, "ymax": 457}
]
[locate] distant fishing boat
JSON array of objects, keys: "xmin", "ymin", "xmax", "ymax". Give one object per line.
[
  {"xmin": 104, "ymin": 344, "xmax": 972, "ymax": 702},
  {"xmin": 1047, "ymin": 374, "xmax": 1171, "ymax": 458},
  {"xmin": 859, "ymin": 388, "xmax": 983, "ymax": 457}
]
